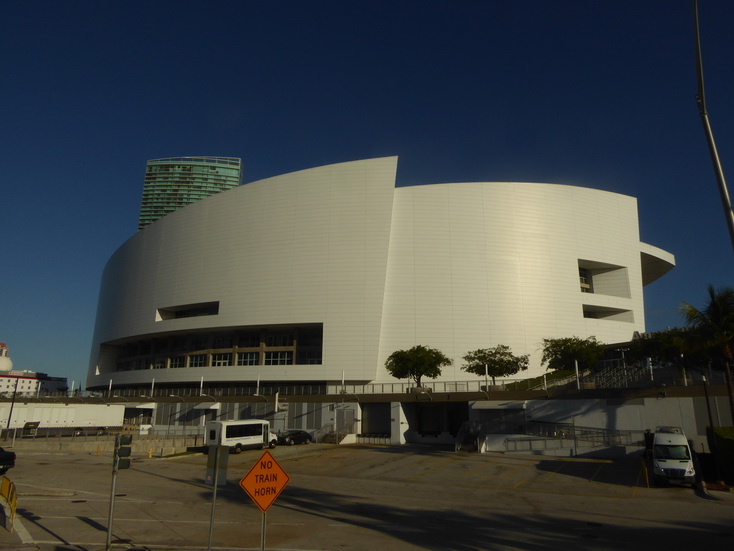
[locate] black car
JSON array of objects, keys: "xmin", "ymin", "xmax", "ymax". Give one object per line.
[
  {"xmin": 278, "ymin": 430, "xmax": 312, "ymax": 445},
  {"xmin": 0, "ymin": 447, "xmax": 15, "ymax": 475}
]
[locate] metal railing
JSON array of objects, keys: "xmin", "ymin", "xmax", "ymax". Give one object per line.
[
  {"xmin": 455, "ymin": 419, "xmax": 646, "ymax": 454},
  {"xmin": 27, "ymin": 367, "xmax": 730, "ymax": 402},
  {"xmin": 73, "ymin": 378, "xmax": 534, "ymax": 401}
]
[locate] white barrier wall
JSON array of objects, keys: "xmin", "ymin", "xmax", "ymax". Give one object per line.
[{"xmin": 0, "ymin": 403, "xmax": 125, "ymax": 429}]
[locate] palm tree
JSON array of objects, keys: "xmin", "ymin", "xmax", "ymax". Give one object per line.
[{"xmin": 681, "ymin": 285, "xmax": 734, "ymax": 423}]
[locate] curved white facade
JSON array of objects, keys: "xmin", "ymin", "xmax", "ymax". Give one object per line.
[{"xmin": 87, "ymin": 157, "xmax": 674, "ymax": 390}]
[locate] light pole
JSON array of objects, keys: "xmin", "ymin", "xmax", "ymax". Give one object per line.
[
  {"xmin": 693, "ymin": 0, "xmax": 734, "ymax": 254},
  {"xmin": 702, "ymin": 376, "xmax": 723, "ymax": 483},
  {"xmin": 5, "ymin": 378, "xmax": 19, "ymax": 437}
]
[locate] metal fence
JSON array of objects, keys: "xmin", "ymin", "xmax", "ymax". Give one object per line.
[
  {"xmin": 456, "ymin": 419, "xmax": 647, "ymax": 455},
  {"xmin": 36, "ymin": 377, "xmax": 533, "ymax": 401}
]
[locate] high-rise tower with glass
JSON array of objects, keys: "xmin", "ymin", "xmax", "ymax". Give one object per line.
[{"xmin": 137, "ymin": 156, "xmax": 242, "ymax": 230}]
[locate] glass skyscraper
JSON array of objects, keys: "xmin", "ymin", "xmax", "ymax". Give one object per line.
[{"xmin": 137, "ymin": 156, "xmax": 242, "ymax": 230}]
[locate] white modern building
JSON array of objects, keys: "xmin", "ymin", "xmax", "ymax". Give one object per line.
[
  {"xmin": 87, "ymin": 156, "xmax": 674, "ymax": 392},
  {"xmin": 0, "ymin": 344, "xmax": 68, "ymax": 396}
]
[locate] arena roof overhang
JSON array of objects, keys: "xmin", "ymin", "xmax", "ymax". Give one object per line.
[{"xmin": 640, "ymin": 242, "xmax": 676, "ymax": 285}]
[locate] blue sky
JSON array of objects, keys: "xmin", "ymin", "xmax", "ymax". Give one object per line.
[{"xmin": 2, "ymin": 1, "xmax": 733, "ymax": 388}]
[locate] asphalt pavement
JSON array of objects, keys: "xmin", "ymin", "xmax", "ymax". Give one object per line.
[{"xmin": 0, "ymin": 444, "xmax": 732, "ymax": 551}]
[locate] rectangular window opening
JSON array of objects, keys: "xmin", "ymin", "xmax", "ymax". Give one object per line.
[
  {"xmin": 156, "ymin": 302, "xmax": 219, "ymax": 321},
  {"xmin": 578, "ymin": 260, "xmax": 630, "ymax": 298},
  {"xmin": 583, "ymin": 305, "xmax": 634, "ymax": 323}
]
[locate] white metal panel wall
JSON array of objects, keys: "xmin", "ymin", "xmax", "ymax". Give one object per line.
[
  {"xmin": 88, "ymin": 157, "xmax": 397, "ymax": 387},
  {"xmin": 377, "ymin": 182, "xmax": 648, "ymax": 381},
  {"xmin": 88, "ymin": 157, "xmax": 673, "ymax": 389}
]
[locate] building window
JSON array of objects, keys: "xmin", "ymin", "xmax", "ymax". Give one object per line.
[
  {"xmin": 213, "ymin": 353, "xmax": 231, "ymax": 367},
  {"xmin": 578, "ymin": 259, "xmax": 630, "ymax": 298},
  {"xmin": 213, "ymin": 335, "xmax": 233, "ymax": 349},
  {"xmin": 579, "ymin": 267, "xmax": 593, "ymax": 293},
  {"xmin": 237, "ymin": 352, "xmax": 259, "ymax": 366},
  {"xmin": 265, "ymin": 333, "xmax": 293, "ymax": 347},
  {"xmin": 237, "ymin": 332, "xmax": 260, "ymax": 347},
  {"xmin": 104, "ymin": 323, "xmax": 322, "ymax": 374},
  {"xmin": 189, "ymin": 354, "xmax": 207, "ymax": 368},
  {"xmin": 156, "ymin": 301, "xmax": 220, "ymax": 321},
  {"xmin": 264, "ymin": 351, "xmax": 293, "ymax": 365},
  {"xmin": 582, "ymin": 305, "xmax": 634, "ymax": 322},
  {"xmin": 297, "ymin": 350, "xmax": 323, "ymax": 365}
]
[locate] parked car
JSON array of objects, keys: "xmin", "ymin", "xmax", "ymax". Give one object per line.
[
  {"xmin": 0, "ymin": 447, "xmax": 16, "ymax": 475},
  {"xmin": 278, "ymin": 430, "xmax": 312, "ymax": 446}
]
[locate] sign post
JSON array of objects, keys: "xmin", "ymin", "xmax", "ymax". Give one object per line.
[
  {"xmin": 106, "ymin": 434, "xmax": 133, "ymax": 551},
  {"xmin": 206, "ymin": 445, "xmax": 228, "ymax": 551},
  {"xmin": 239, "ymin": 451, "xmax": 290, "ymax": 551}
]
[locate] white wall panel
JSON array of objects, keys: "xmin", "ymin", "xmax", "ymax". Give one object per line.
[
  {"xmin": 376, "ymin": 181, "xmax": 669, "ymax": 382},
  {"xmin": 88, "ymin": 158, "xmax": 674, "ymax": 390}
]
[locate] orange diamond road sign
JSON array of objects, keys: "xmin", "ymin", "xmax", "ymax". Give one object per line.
[{"xmin": 239, "ymin": 451, "xmax": 290, "ymax": 513}]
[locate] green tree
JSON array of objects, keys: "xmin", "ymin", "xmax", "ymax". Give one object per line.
[
  {"xmin": 385, "ymin": 345, "xmax": 452, "ymax": 387},
  {"xmin": 461, "ymin": 345, "xmax": 529, "ymax": 385},
  {"xmin": 540, "ymin": 336, "xmax": 605, "ymax": 372},
  {"xmin": 626, "ymin": 328, "xmax": 695, "ymax": 366},
  {"xmin": 681, "ymin": 285, "xmax": 734, "ymax": 422}
]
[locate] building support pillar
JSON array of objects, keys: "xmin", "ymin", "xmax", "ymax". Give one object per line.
[{"xmin": 390, "ymin": 402, "xmax": 408, "ymax": 445}]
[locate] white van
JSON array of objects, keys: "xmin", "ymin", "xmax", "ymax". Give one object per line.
[
  {"xmin": 651, "ymin": 427, "xmax": 696, "ymax": 486},
  {"xmin": 205, "ymin": 420, "xmax": 278, "ymax": 454}
]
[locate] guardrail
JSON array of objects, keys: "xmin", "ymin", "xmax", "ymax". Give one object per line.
[{"xmin": 34, "ymin": 378, "xmax": 533, "ymax": 401}]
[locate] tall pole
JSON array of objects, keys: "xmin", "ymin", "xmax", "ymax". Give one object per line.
[
  {"xmin": 6, "ymin": 378, "xmax": 19, "ymax": 434},
  {"xmin": 723, "ymin": 360, "xmax": 734, "ymax": 428},
  {"xmin": 207, "ymin": 446, "xmax": 219, "ymax": 551},
  {"xmin": 693, "ymin": 0, "xmax": 734, "ymax": 254},
  {"xmin": 702, "ymin": 376, "xmax": 723, "ymax": 483},
  {"xmin": 260, "ymin": 512, "xmax": 267, "ymax": 551},
  {"xmin": 106, "ymin": 470, "xmax": 118, "ymax": 551},
  {"xmin": 106, "ymin": 434, "xmax": 121, "ymax": 551}
]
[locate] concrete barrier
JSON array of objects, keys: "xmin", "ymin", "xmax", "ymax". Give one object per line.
[{"xmin": 3, "ymin": 434, "xmax": 203, "ymax": 456}]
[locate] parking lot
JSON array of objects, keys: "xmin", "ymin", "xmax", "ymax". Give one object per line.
[{"xmin": 1, "ymin": 444, "xmax": 733, "ymax": 550}]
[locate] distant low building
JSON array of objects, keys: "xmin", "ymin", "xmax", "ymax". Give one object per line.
[{"xmin": 0, "ymin": 343, "xmax": 67, "ymax": 396}]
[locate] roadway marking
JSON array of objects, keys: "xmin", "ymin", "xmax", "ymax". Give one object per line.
[
  {"xmin": 461, "ymin": 456, "xmax": 536, "ymax": 478},
  {"xmin": 14, "ymin": 518, "xmax": 34, "ymax": 544},
  {"xmin": 501, "ymin": 464, "xmax": 527, "ymax": 478},
  {"xmin": 543, "ymin": 462, "xmax": 566, "ymax": 482},
  {"xmin": 31, "ymin": 542, "xmax": 320, "ymax": 551},
  {"xmin": 407, "ymin": 456, "xmax": 463, "ymax": 480},
  {"xmin": 28, "ymin": 515, "xmax": 266, "ymax": 525},
  {"xmin": 20, "ymin": 496, "xmax": 160, "ymax": 503},
  {"xmin": 25, "ymin": 512, "xmax": 307, "ymax": 527},
  {"xmin": 639, "ymin": 458, "xmax": 650, "ymax": 488},
  {"xmin": 588, "ymin": 463, "xmax": 605, "ymax": 482}
]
